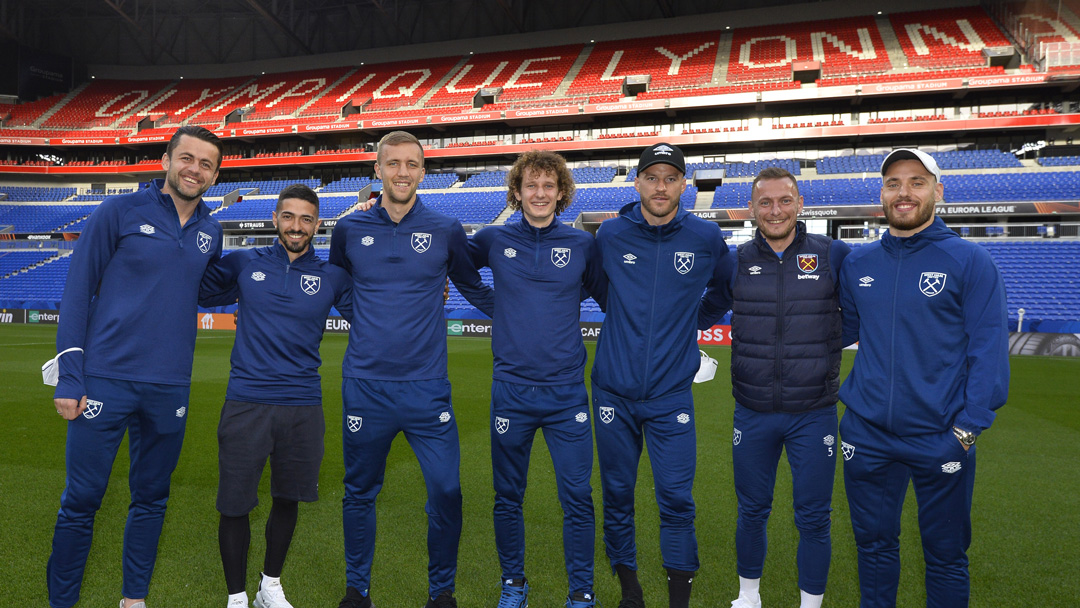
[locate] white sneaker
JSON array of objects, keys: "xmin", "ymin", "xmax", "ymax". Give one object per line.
[
  {"xmin": 228, "ymin": 593, "xmax": 249, "ymax": 608},
  {"xmin": 730, "ymin": 595, "xmax": 762, "ymax": 608},
  {"xmin": 120, "ymin": 601, "xmax": 147, "ymax": 608},
  {"xmin": 253, "ymin": 576, "xmax": 295, "ymax": 608}
]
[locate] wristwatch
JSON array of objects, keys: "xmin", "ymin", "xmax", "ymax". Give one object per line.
[{"xmin": 952, "ymin": 426, "xmax": 977, "ymax": 447}]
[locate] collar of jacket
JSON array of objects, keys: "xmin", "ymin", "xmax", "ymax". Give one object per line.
[
  {"xmin": 270, "ymin": 239, "xmax": 317, "ymax": 265},
  {"xmin": 373, "ymin": 194, "xmax": 425, "ymax": 225},
  {"xmin": 150, "ymin": 178, "xmax": 211, "ymax": 224},
  {"xmin": 881, "ymin": 216, "xmax": 954, "ymax": 255},
  {"xmin": 618, "ymin": 201, "xmax": 688, "ymax": 237},
  {"xmin": 752, "ymin": 220, "xmax": 807, "ymax": 259},
  {"xmin": 515, "ymin": 214, "xmax": 562, "ymax": 236}
]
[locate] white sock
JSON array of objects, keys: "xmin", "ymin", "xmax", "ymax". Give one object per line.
[
  {"xmin": 800, "ymin": 589, "xmax": 823, "ymax": 608},
  {"xmin": 739, "ymin": 576, "xmax": 761, "ymax": 601},
  {"xmin": 227, "ymin": 591, "xmax": 248, "ymax": 606}
]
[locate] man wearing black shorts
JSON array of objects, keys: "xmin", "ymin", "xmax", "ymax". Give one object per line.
[{"xmin": 200, "ymin": 184, "xmax": 353, "ymax": 608}]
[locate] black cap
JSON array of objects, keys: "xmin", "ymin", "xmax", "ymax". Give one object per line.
[{"xmin": 637, "ymin": 143, "xmax": 685, "ymax": 176}]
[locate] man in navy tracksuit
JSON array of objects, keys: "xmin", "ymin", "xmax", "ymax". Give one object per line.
[
  {"xmin": 48, "ymin": 126, "xmax": 224, "ymax": 608},
  {"xmin": 591, "ymin": 143, "xmax": 731, "ymax": 608},
  {"xmin": 329, "ymin": 131, "xmax": 495, "ymax": 608},
  {"xmin": 468, "ymin": 150, "xmax": 606, "ymax": 608},
  {"xmin": 699, "ymin": 168, "xmax": 851, "ymax": 608},
  {"xmin": 199, "ymin": 184, "xmax": 353, "ymax": 608},
  {"xmin": 838, "ymin": 149, "xmax": 1009, "ymax": 608}
]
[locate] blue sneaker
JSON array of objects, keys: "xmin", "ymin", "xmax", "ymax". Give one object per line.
[
  {"xmin": 496, "ymin": 578, "xmax": 528, "ymax": 608},
  {"xmin": 566, "ymin": 591, "xmax": 596, "ymax": 608}
]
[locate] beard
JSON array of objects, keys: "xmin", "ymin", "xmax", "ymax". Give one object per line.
[
  {"xmin": 166, "ymin": 169, "xmax": 210, "ymax": 203},
  {"xmin": 278, "ymin": 228, "xmax": 312, "ymax": 254},
  {"xmin": 884, "ymin": 197, "xmax": 936, "ymax": 232}
]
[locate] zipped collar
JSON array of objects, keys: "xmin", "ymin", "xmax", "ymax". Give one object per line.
[
  {"xmin": 618, "ymin": 201, "xmax": 688, "ymax": 238},
  {"xmin": 373, "ymin": 194, "xmax": 424, "ymax": 225},
  {"xmin": 269, "ymin": 240, "xmax": 317, "ymax": 266},
  {"xmin": 150, "ymin": 178, "xmax": 210, "ymax": 225},
  {"xmin": 880, "ymin": 216, "xmax": 955, "ymax": 256},
  {"xmin": 515, "ymin": 214, "xmax": 562, "ymax": 236}
]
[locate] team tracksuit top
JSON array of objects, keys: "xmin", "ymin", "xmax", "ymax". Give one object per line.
[
  {"xmin": 701, "ymin": 222, "xmax": 852, "ymax": 413},
  {"xmin": 469, "ymin": 216, "xmax": 607, "ymax": 385},
  {"xmin": 55, "ymin": 179, "xmax": 223, "ymax": 400},
  {"xmin": 199, "ymin": 242, "xmax": 353, "ymax": 406},
  {"xmin": 329, "ymin": 195, "xmax": 495, "ymax": 380},
  {"xmin": 592, "ymin": 202, "xmax": 731, "ymax": 401},
  {"xmin": 838, "ymin": 217, "xmax": 1009, "ymax": 435}
]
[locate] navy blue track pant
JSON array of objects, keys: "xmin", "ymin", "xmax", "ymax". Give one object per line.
[
  {"xmin": 47, "ymin": 376, "xmax": 189, "ymax": 608},
  {"xmin": 732, "ymin": 404, "xmax": 837, "ymax": 595},
  {"xmin": 491, "ymin": 380, "xmax": 595, "ymax": 595},
  {"xmin": 840, "ymin": 411, "xmax": 976, "ymax": 608},
  {"xmin": 593, "ymin": 386, "xmax": 698, "ymax": 574},
  {"xmin": 341, "ymin": 378, "xmax": 461, "ymax": 598}
]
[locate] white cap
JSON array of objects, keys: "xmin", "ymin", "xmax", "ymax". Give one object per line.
[{"xmin": 881, "ymin": 149, "xmax": 941, "ymax": 181}]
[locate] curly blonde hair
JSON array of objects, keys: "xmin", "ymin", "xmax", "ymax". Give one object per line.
[{"xmin": 505, "ymin": 150, "xmax": 575, "ymax": 215}]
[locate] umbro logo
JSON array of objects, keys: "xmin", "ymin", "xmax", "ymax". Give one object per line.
[
  {"xmin": 140, "ymin": 224, "xmax": 155, "ymax": 235},
  {"xmin": 362, "ymin": 236, "xmax": 374, "ymax": 246},
  {"xmin": 859, "ymin": 276, "xmax": 874, "ymax": 287},
  {"xmin": 824, "ymin": 435, "xmax": 835, "ymax": 446},
  {"xmin": 623, "ymin": 253, "xmax": 637, "ymax": 265},
  {"xmin": 176, "ymin": 406, "xmax": 186, "ymax": 418},
  {"xmin": 439, "ymin": 411, "xmax": 451, "ymax": 423},
  {"xmin": 749, "ymin": 265, "xmax": 762, "ymax": 275},
  {"xmin": 942, "ymin": 461, "xmax": 962, "ymax": 474},
  {"xmin": 504, "ymin": 247, "xmax": 517, "ymax": 258},
  {"xmin": 653, "ymin": 144, "xmax": 674, "ymax": 156},
  {"xmin": 677, "ymin": 413, "xmax": 690, "ymax": 424},
  {"xmin": 251, "ymin": 271, "xmax": 266, "ymax": 281},
  {"xmin": 575, "ymin": 411, "xmax": 588, "ymax": 423}
]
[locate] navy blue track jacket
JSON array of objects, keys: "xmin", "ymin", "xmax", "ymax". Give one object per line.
[
  {"xmin": 200, "ymin": 242, "xmax": 353, "ymax": 405},
  {"xmin": 329, "ymin": 195, "xmax": 495, "ymax": 381},
  {"xmin": 55, "ymin": 180, "xmax": 223, "ymax": 399},
  {"xmin": 592, "ymin": 202, "xmax": 731, "ymax": 401},
  {"xmin": 839, "ymin": 217, "xmax": 1009, "ymax": 435},
  {"xmin": 469, "ymin": 216, "xmax": 606, "ymax": 385}
]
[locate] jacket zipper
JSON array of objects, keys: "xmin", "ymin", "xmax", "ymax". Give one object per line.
[
  {"xmin": 887, "ymin": 243, "xmax": 903, "ymax": 433},
  {"xmin": 641, "ymin": 230, "xmax": 662, "ymax": 400},
  {"xmin": 774, "ymin": 252, "xmax": 785, "ymax": 412}
]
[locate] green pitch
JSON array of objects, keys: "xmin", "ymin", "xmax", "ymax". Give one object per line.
[{"xmin": 1, "ymin": 325, "xmax": 1078, "ymax": 606}]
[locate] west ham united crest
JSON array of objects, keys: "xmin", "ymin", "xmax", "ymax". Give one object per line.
[
  {"xmin": 674, "ymin": 251, "xmax": 694, "ymax": 275},
  {"xmin": 919, "ymin": 272, "xmax": 947, "ymax": 297},
  {"xmin": 197, "ymin": 231, "xmax": 213, "ymax": 254},
  {"xmin": 551, "ymin": 247, "xmax": 571, "ymax": 268},
  {"xmin": 411, "ymin": 232, "xmax": 431, "ymax": 253},
  {"xmin": 599, "ymin": 406, "xmax": 614, "ymax": 424},
  {"xmin": 798, "ymin": 253, "xmax": 818, "ymax": 274},
  {"xmin": 841, "ymin": 441, "xmax": 855, "ymax": 461},
  {"xmin": 347, "ymin": 415, "xmax": 362, "ymax": 433},
  {"xmin": 301, "ymin": 274, "xmax": 321, "ymax": 296},
  {"xmin": 495, "ymin": 416, "xmax": 510, "ymax": 434},
  {"xmin": 83, "ymin": 399, "xmax": 103, "ymax": 419},
  {"xmin": 733, "ymin": 428, "xmax": 742, "ymax": 445}
]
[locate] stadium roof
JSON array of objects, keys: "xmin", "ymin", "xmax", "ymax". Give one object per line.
[{"xmin": 4, "ymin": 0, "xmax": 922, "ymax": 66}]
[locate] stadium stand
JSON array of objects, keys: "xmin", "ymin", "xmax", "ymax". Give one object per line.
[
  {"xmin": 728, "ymin": 16, "xmax": 891, "ymax": 83},
  {"xmin": 889, "ymin": 7, "xmax": 1014, "ymax": 69},
  {"xmin": 0, "ymin": 187, "xmax": 77, "ymax": 202},
  {"xmin": 1038, "ymin": 155, "xmax": 1080, "ymax": 166},
  {"xmin": 299, "ymin": 57, "xmax": 460, "ymax": 118},
  {"xmin": 0, "ymin": 204, "xmax": 95, "ymax": 231},
  {"xmin": 571, "ymin": 167, "xmax": 617, "ymax": 184},
  {"xmin": 425, "ymin": 45, "xmax": 583, "ymax": 108},
  {"xmin": 566, "ymin": 31, "xmax": 720, "ymax": 97},
  {"xmin": 0, "ymin": 250, "xmax": 59, "ymax": 278},
  {"xmin": 205, "ymin": 179, "xmax": 320, "ymax": 198},
  {"xmin": 42, "ymin": 80, "xmax": 171, "ymax": 130},
  {"xmin": 461, "ymin": 171, "xmax": 509, "ymax": 188}
]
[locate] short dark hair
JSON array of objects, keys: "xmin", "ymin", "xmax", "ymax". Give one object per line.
[
  {"xmin": 505, "ymin": 150, "xmax": 575, "ymax": 215},
  {"xmin": 276, "ymin": 183, "xmax": 320, "ymax": 214},
  {"xmin": 376, "ymin": 130, "xmax": 424, "ymax": 165},
  {"xmin": 166, "ymin": 126, "xmax": 224, "ymax": 170},
  {"xmin": 751, "ymin": 166, "xmax": 800, "ymax": 198}
]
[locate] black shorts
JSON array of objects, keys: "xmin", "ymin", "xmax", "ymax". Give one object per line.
[{"xmin": 216, "ymin": 400, "xmax": 325, "ymax": 517}]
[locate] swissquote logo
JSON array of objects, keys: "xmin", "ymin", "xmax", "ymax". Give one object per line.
[
  {"xmin": 919, "ymin": 272, "xmax": 947, "ymax": 297},
  {"xmin": 347, "ymin": 415, "xmax": 362, "ymax": 432},
  {"xmin": 495, "ymin": 416, "xmax": 510, "ymax": 434},
  {"xmin": 301, "ymin": 275, "xmax": 321, "ymax": 296},
  {"xmin": 599, "ymin": 407, "xmax": 614, "ymax": 424},
  {"xmin": 674, "ymin": 252, "xmax": 694, "ymax": 275},
  {"xmin": 551, "ymin": 248, "xmax": 570, "ymax": 268},
  {"xmin": 411, "ymin": 232, "xmax": 431, "ymax": 253},
  {"xmin": 84, "ymin": 399, "xmax": 103, "ymax": 419},
  {"xmin": 197, "ymin": 231, "xmax": 213, "ymax": 254},
  {"xmin": 798, "ymin": 253, "xmax": 818, "ymax": 273}
]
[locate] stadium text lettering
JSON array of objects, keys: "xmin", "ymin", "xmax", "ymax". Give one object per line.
[
  {"xmin": 697, "ymin": 325, "xmax": 732, "ymax": 345},
  {"xmin": 799, "ymin": 208, "xmax": 838, "ymax": 217},
  {"xmin": 0, "ymin": 312, "xmax": 13, "ymax": 323},
  {"xmin": 326, "ymin": 318, "xmax": 351, "ymax": 332},
  {"xmin": 937, "ymin": 205, "xmax": 1017, "ymax": 214},
  {"xmin": 581, "ymin": 326, "xmax": 601, "ymax": 338}
]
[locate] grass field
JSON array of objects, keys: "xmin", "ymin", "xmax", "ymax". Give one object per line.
[{"xmin": 1, "ymin": 324, "xmax": 1078, "ymax": 607}]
